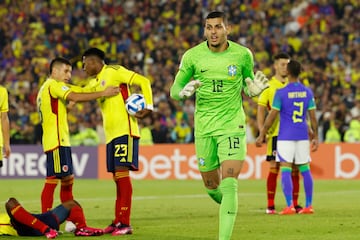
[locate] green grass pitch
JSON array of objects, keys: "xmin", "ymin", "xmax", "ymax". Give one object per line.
[{"xmin": 1, "ymin": 179, "xmax": 359, "ymax": 239}]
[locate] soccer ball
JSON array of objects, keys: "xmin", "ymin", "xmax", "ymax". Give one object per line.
[
  {"xmin": 65, "ymin": 221, "xmax": 76, "ymax": 233},
  {"xmin": 125, "ymin": 93, "xmax": 146, "ymax": 116}
]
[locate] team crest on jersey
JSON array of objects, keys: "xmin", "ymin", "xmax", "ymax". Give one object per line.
[
  {"xmin": 228, "ymin": 65, "xmax": 237, "ymax": 77},
  {"xmin": 62, "ymin": 165, "xmax": 69, "ymax": 172},
  {"xmin": 62, "ymin": 86, "xmax": 70, "ymax": 91},
  {"xmin": 198, "ymin": 158, "xmax": 205, "ymax": 166}
]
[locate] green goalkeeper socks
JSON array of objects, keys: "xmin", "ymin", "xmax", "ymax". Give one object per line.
[
  {"xmin": 219, "ymin": 177, "xmax": 238, "ymax": 240},
  {"xmin": 206, "ymin": 188, "xmax": 222, "ymax": 204}
]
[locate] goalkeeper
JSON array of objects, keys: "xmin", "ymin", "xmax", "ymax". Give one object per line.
[{"xmin": 170, "ymin": 11, "xmax": 268, "ymax": 240}]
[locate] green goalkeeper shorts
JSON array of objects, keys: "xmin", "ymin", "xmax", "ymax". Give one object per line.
[{"xmin": 195, "ymin": 133, "xmax": 246, "ymax": 172}]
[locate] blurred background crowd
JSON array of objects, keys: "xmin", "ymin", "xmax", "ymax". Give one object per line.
[{"xmin": 1, "ymin": 0, "xmax": 359, "ymax": 146}]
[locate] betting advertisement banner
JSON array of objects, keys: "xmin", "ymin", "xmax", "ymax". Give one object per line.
[{"xmin": 1, "ymin": 144, "xmax": 359, "ymax": 179}]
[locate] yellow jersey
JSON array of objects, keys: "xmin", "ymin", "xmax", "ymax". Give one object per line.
[
  {"xmin": 257, "ymin": 76, "xmax": 287, "ymax": 136},
  {"xmin": 0, "ymin": 213, "xmax": 18, "ymax": 236},
  {"xmin": 36, "ymin": 78, "xmax": 72, "ymax": 151},
  {"xmin": 85, "ymin": 65, "xmax": 153, "ymax": 143},
  {"xmin": 0, "ymin": 86, "xmax": 8, "ymax": 147}
]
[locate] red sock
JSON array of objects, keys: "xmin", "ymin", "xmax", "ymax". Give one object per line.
[
  {"xmin": 68, "ymin": 205, "xmax": 86, "ymax": 228},
  {"xmin": 11, "ymin": 205, "xmax": 49, "ymax": 233},
  {"xmin": 267, "ymin": 167, "xmax": 279, "ymax": 208},
  {"xmin": 114, "ymin": 170, "xmax": 133, "ymax": 225},
  {"xmin": 41, "ymin": 177, "xmax": 59, "ymax": 213},
  {"xmin": 60, "ymin": 176, "xmax": 74, "ymax": 203},
  {"xmin": 292, "ymin": 170, "xmax": 300, "ymax": 206}
]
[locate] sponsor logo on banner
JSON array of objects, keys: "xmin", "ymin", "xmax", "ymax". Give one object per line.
[{"xmin": 0, "ymin": 146, "xmax": 98, "ymax": 178}]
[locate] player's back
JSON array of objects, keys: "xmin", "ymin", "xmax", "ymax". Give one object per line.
[{"xmin": 273, "ymin": 82, "xmax": 315, "ymax": 141}]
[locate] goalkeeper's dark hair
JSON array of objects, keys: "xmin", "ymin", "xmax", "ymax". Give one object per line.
[
  {"xmin": 82, "ymin": 47, "xmax": 105, "ymax": 60},
  {"xmin": 287, "ymin": 60, "xmax": 302, "ymax": 78},
  {"xmin": 49, "ymin": 57, "xmax": 71, "ymax": 74},
  {"xmin": 206, "ymin": 11, "xmax": 227, "ymax": 25},
  {"xmin": 273, "ymin": 52, "xmax": 290, "ymax": 61}
]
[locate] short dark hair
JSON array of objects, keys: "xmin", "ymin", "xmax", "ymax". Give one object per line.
[
  {"xmin": 49, "ymin": 57, "xmax": 71, "ymax": 74},
  {"xmin": 287, "ymin": 60, "xmax": 302, "ymax": 77},
  {"xmin": 206, "ymin": 11, "xmax": 227, "ymax": 24},
  {"xmin": 273, "ymin": 52, "xmax": 290, "ymax": 61},
  {"xmin": 82, "ymin": 47, "xmax": 105, "ymax": 60}
]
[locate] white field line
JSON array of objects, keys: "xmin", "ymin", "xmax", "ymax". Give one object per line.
[{"xmin": 6, "ymin": 190, "xmax": 360, "ymax": 206}]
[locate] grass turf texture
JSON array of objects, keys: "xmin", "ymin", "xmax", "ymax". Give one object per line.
[{"xmin": 1, "ymin": 179, "xmax": 359, "ymax": 240}]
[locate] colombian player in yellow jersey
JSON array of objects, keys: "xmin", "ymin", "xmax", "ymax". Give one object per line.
[
  {"xmin": 256, "ymin": 52, "xmax": 301, "ymax": 214},
  {"xmin": 0, "ymin": 197, "xmax": 104, "ymax": 237},
  {"xmin": 82, "ymin": 48, "xmax": 153, "ymax": 236},
  {"xmin": 0, "ymin": 86, "xmax": 10, "ymax": 168},
  {"xmin": 37, "ymin": 57, "xmax": 119, "ymax": 214}
]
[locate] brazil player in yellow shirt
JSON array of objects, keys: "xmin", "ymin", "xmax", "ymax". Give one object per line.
[
  {"xmin": 257, "ymin": 52, "xmax": 302, "ymax": 214},
  {"xmin": 37, "ymin": 57, "xmax": 119, "ymax": 214},
  {"xmin": 170, "ymin": 11, "xmax": 268, "ymax": 240},
  {"xmin": 0, "ymin": 85, "xmax": 10, "ymax": 168},
  {"xmin": 82, "ymin": 47, "xmax": 153, "ymax": 236}
]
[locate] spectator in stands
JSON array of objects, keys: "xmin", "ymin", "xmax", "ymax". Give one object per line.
[
  {"xmin": 343, "ymin": 119, "xmax": 360, "ymax": 143},
  {"xmin": 0, "ymin": 1, "xmax": 359, "ymax": 143}
]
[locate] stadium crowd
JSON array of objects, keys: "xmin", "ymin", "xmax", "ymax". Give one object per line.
[{"xmin": 0, "ymin": 0, "xmax": 359, "ymax": 145}]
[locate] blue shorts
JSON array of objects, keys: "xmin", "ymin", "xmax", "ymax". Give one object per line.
[
  {"xmin": 106, "ymin": 135, "xmax": 139, "ymax": 172},
  {"xmin": 46, "ymin": 146, "xmax": 73, "ymax": 177},
  {"xmin": 11, "ymin": 205, "xmax": 69, "ymax": 236}
]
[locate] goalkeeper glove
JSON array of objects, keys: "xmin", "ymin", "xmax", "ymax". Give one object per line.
[
  {"xmin": 245, "ymin": 71, "xmax": 269, "ymax": 97},
  {"xmin": 179, "ymin": 80, "xmax": 202, "ymax": 98}
]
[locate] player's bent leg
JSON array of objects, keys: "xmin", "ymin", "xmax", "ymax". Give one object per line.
[
  {"xmin": 61, "ymin": 200, "xmax": 104, "ymax": 236},
  {"xmin": 6, "ymin": 198, "xmax": 56, "ymax": 236},
  {"xmin": 201, "ymin": 169, "xmax": 222, "ymax": 204}
]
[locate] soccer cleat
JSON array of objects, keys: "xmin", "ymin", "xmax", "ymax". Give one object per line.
[
  {"xmin": 111, "ymin": 224, "xmax": 133, "ymax": 236},
  {"xmin": 279, "ymin": 206, "xmax": 296, "ymax": 215},
  {"xmin": 44, "ymin": 228, "xmax": 58, "ymax": 239},
  {"xmin": 265, "ymin": 206, "xmax": 276, "ymax": 214},
  {"xmin": 74, "ymin": 226, "xmax": 104, "ymax": 236},
  {"xmin": 103, "ymin": 222, "xmax": 119, "ymax": 234},
  {"xmin": 298, "ymin": 206, "xmax": 314, "ymax": 214},
  {"xmin": 295, "ymin": 205, "xmax": 303, "ymax": 213}
]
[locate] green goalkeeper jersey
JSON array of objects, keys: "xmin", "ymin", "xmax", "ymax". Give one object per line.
[{"xmin": 170, "ymin": 40, "xmax": 254, "ymax": 137}]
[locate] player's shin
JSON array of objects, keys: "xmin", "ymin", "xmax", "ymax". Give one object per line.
[
  {"xmin": 280, "ymin": 166, "xmax": 293, "ymax": 207},
  {"xmin": 219, "ymin": 178, "xmax": 238, "ymax": 240},
  {"xmin": 299, "ymin": 164, "xmax": 313, "ymax": 207},
  {"xmin": 41, "ymin": 177, "xmax": 59, "ymax": 213}
]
